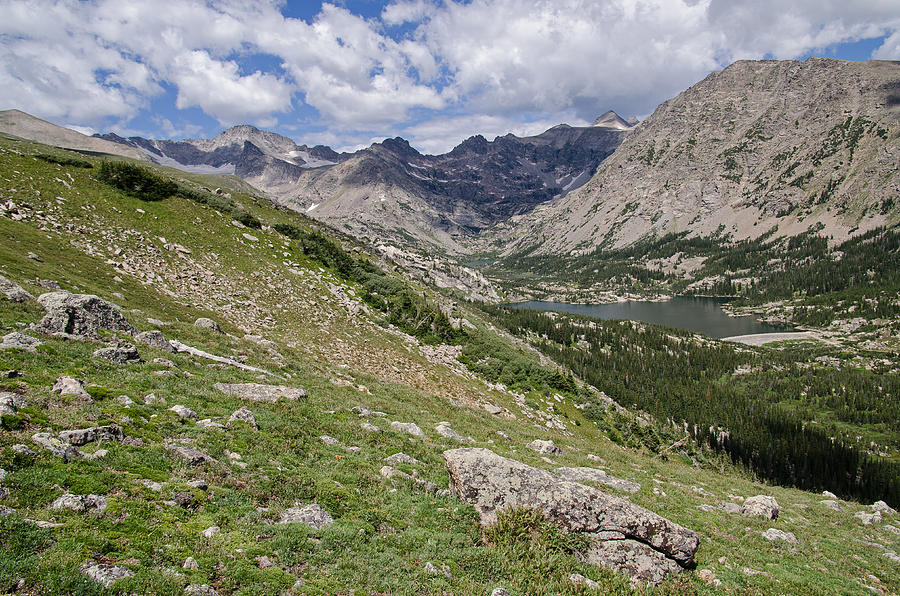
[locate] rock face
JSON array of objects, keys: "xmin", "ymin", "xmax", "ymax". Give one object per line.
[
  {"xmin": 443, "ymin": 448, "xmax": 699, "ymax": 583},
  {"xmin": 278, "ymin": 503, "xmax": 334, "ymax": 529},
  {"xmin": 554, "ymin": 467, "xmax": 641, "ymax": 493},
  {"xmin": 213, "ymin": 382, "xmax": 307, "ymax": 402},
  {"xmin": 0, "ymin": 274, "xmax": 34, "ymax": 302},
  {"xmin": 33, "ymin": 292, "xmax": 136, "ymax": 339},
  {"xmin": 494, "ymin": 58, "xmax": 900, "ymax": 256},
  {"xmin": 0, "ymin": 331, "xmax": 43, "ymax": 352}
]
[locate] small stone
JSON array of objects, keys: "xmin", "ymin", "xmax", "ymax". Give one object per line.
[
  {"xmin": 144, "ymin": 393, "xmax": 164, "ymax": 405},
  {"xmin": 170, "ymin": 405, "xmax": 198, "ymax": 420},
  {"xmin": 482, "ymin": 403, "xmax": 503, "ymax": 415},
  {"xmin": 380, "ymin": 465, "xmax": 411, "ymax": 480},
  {"xmin": 182, "ymin": 557, "xmax": 199, "ymax": 570},
  {"xmin": 856, "ymin": 511, "xmax": 882, "ymax": 525},
  {"xmin": 423, "ymin": 561, "xmax": 451, "ymax": 578},
  {"xmin": 361, "ymin": 422, "xmax": 382, "ymax": 433},
  {"xmin": 436, "ymin": 423, "xmax": 471, "ymax": 444},
  {"xmin": 319, "ymin": 435, "xmax": 339, "ymax": 445},
  {"xmin": 352, "ymin": 405, "xmax": 374, "ymax": 417},
  {"xmin": 51, "ymin": 376, "xmax": 91, "ymax": 400},
  {"xmin": 135, "ymin": 330, "xmax": 176, "ymax": 353},
  {"xmin": 0, "ymin": 274, "xmax": 34, "ymax": 302},
  {"xmin": 884, "ymin": 524, "xmax": 900, "ymax": 536},
  {"xmin": 872, "ymin": 500, "xmax": 897, "ymax": 515},
  {"xmin": 822, "ymin": 490, "xmax": 838, "ymax": 499},
  {"xmin": 721, "ymin": 501, "xmax": 743, "ymax": 514},
  {"xmin": 184, "ymin": 584, "xmax": 218, "ymax": 596},
  {"xmin": 491, "ymin": 589, "xmax": 511, "ymax": 596},
  {"xmin": 0, "ymin": 392, "xmax": 19, "ymax": 415},
  {"xmin": 496, "ymin": 430, "xmax": 510, "ymax": 440},
  {"xmin": 193, "ymin": 318, "xmax": 222, "ymax": 332},
  {"xmin": 58, "ymin": 425, "xmax": 123, "ymax": 446},
  {"xmin": 200, "ymin": 526, "xmax": 220, "ymax": 538},
  {"xmin": 50, "ymin": 493, "xmax": 108, "ymax": 513},
  {"xmin": 80, "ymin": 562, "xmax": 134, "ymax": 587},
  {"xmin": 884, "ymin": 552, "xmax": 900, "ymax": 563},
  {"xmin": 12, "ymin": 444, "xmax": 37, "ymax": 456},
  {"xmin": 697, "ymin": 569, "xmax": 722, "ymax": 587},
  {"xmin": 116, "ymin": 395, "xmax": 135, "ymax": 406},
  {"xmin": 0, "ymin": 331, "xmax": 43, "ymax": 352},
  {"xmin": 227, "ymin": 406, "xmax": 257, "ymax": 429},
  {"xmin": 153, "ymin": 358, "xmax": 176, "ymax": 367},
  {"xmin": 569, "ymin": 573, "xmax": 601, "ymax": 590},
  {"xmin": 196, "ymin": 419, "xmax": 225, "ymax": 429},
  {"xmin": 278, "ymin": 503, "xmax": 333, "ymax": 529},
  {"xmin": 820, "ymin": 499, "xmax": 843, "ymax": 511},
  {"xmin": 188, "ymin": 479, "xmax": 209, "ymax": 490},
  {"xmin": 742, "ymin": 495, "xmax": 779, "ymax": 520},
  {"xmin": 165, "ymin": 443, "xmax": 215, "ymax": 466},
  {"xmin": 384, "ymin": 452, "xmax": 422, "ymax": 465},
  {"xmin": 762, "ymin": 528, "xmax": 798, "ymax": 543},
  {"xmin": 137, "ymin": 479, "xmax": 164, "ymax": 492},
  {"xmin": 256, "ymin": 555, "xmax": 274, "ymax": 569},
  {"xmin": 525, "ymin": 439, "xmax": 561, "ymax": 454},
  {"xmin": 390, "ymin": 421, "xmax": 425, "ymax": 438},
  {"xmin": 93, "ymin": 343, "xmax": 142, "ymax": 365}
]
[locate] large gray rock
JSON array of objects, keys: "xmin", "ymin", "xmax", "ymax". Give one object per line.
[
  {"xmin": 227, "ymin": 406, "xmax": 257, "ymax": 428},
  {"xmin": 872, "ymin": 500, "xmax": 897, "ymax": 515},
  {"xmin": 586, "ymin": 538, "xmax": 682, "ymax": 585},
  {"xmin": 135, "ymin": 330, "xmax": 176, "ymax": 353},
  {"xmin": 194, "ymin": 317, "xmax": 222, "ymax": 332},
  {"xmin": 278, "ymin": 503, "xmax": 334, "ymax": 529},
  {"xmin": 0, "ymin": 274, "xmax": 34, "ymax": 302},
  {"xmin": 58, "ymin": 425, "xmax": 123, "ymax": 446},
  {"xmin": 741, "ymin": 495, "xmax": 779, "ymax": 520},
  {"xmin": 80, "ymin": 562, "xmax": 134, "ymax": 587},
  {"xmin": 213, "ymin": 382, "xmax": 307, "ymax": 402},
  {"xmin": 390, "ymin": 421, "xmax": 425, "ymax": 438},
  {"xmin": 555, "ymin": 467, "xmax": 641, "ymax": 494},
  {"xmin": 32, "ymin": 432, "xmax": 81, "ymax": 461},
  {"xmin": 51, "ymin": 376, "xmax": 91, "ymax": 400},
  {"xmin": 443, "ymin": 448, "xmax": 698, "ymax": 583},
  {"xmin": 93, "ymin": 343, "xmax": 142, "ymax": 365},
  {"xmin": 33, "ymin": 292, "xmax": 136, "ymax": 339},
  {"xmin": 761, "ymin": 528, "xmax": 798, "ymax": 543},
  {"xmin": 0, "ymin": 331, "xmax": 43, "ymax": 352}
]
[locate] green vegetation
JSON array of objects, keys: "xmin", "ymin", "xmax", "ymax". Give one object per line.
[
  {"xmin": 97, "ymin": 161, "xmax": 178, "ymax": 202},
  {"xmin": 35, "ymin": 154, "xmax": 93, "ymax": 169}
]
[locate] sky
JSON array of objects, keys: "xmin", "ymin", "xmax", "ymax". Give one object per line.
[{"xmin": 1, "ymin": 1, "xmax": 899, "ymax": 155}]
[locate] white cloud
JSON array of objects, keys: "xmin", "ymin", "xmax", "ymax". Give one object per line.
[
  {"xmin": 873, "ymin": 29, "xmax": 900, "ymax": 58},
  {"xmin": 382, "ymin": 0, "xmax": 436, "ymax": 26}
]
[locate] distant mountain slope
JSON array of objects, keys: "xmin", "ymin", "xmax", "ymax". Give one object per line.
[
  {"xmin": 100, "ymin": 116, "xmax": 631, "ymax": 254},
  {"xmin": 488, "ymin": 58, "xmax": 900, "ymax": 256},
  {"xmin": 0, "ymin": 110, "xmax": 146, "ymax": 160}
]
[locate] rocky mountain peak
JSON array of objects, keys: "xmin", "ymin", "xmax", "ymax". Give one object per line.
[{"xmin": 592, "ymin": 110, "xmax": 633, "ymax": 130}]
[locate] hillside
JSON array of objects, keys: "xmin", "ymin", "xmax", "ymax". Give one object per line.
[
  {"xmin": 486, "ymin": 58, "xmax": 900, "ymax": 256},
  {"xmin": 1, "ymin": 130, "xmax": 899, "ymax": 594},
  {"xmin": 0, "ymin": 110, "xmax": 146, "ymax": 161}
]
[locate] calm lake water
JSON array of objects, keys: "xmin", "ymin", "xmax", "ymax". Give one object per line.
[{"xmin": 509, "ymin": 296, "xmax": 789, "ymax": 338}]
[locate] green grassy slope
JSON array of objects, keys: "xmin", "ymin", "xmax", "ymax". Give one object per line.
[{"xmin": 0, "ymin": 138, "xmax": 898, "ymax": 595}]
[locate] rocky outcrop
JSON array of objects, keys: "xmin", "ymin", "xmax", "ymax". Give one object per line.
[
  {"xmin": 213, "ymin": 382, "xmax": 307, "ymax": 402},
  {"xmin": 32, "ymin": 292, "xmax": 136, "ymax": 339},
  {"xmin": 0, "ymin": 331, "xmax": 43, "ymax": 352},
  {"xmin": 554, "ymin": 467, "xmax": 641, "ymax": 493},
  {"xmin": 443, "ymin": 448, "xmax": 698, "ymax": 583}
]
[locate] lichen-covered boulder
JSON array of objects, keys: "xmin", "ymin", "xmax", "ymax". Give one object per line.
[
  {"xmin": 213, "ymin": 382, "xmax": 307, "ymax": 402},
  {"xmin": 0, "ymin": 274, "xmax": 34, "ymax": 302},
  {"xmin": 135, "ymin": 330, "xmax": 176, "ymax": 353},
  {"xmin": 0, "ymin": 331, "xmax": 43, "ymax": 352},
  {"xmin": 33, "ymin": 291, "xmax": 136, "ymax": 339},
  {"xmin": 526, "ymin": 439, "xmax": 562, "ymax": 454},
  {"xmin": 741, "ymin": 495, "xmax": 779, "ymax": 520},
  {"xmin": 278, "ymin": 503, "xmax": 334, "ymax": 529},
  {"xmin": 93, "ymin": 343, "xmax": 142, "ymax": 365},
  {"xmin": 443, "ymin": 447, "xmax": 699, "ymax": 584},
  {"xmin": 554, "ymin": 467, "xmax": 641, "ymax": 493}
]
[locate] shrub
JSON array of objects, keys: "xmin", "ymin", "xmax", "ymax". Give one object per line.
[
  {"xmin": 97, "ymin": 161, "xmax": 177, "ymax": 201},
  {"xmin": 35, "ymin": 153, "xmax": 93, "ymax": 168}
]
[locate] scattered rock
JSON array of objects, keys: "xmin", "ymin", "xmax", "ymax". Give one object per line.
[
  {"xmin": 135, "ymin": 330, "xmax": 176, "ymax": 353},
  {"xmin": 0, "ymin": 331, "xmax": 43, "ymax": 352},
  {"xmin": 390, "ymin": 421, "xmax": 425, "ymax": 438},
  {"xmin": 361, "ymin": 422, "xmax": 382, "ymax": 433},
  {"xmin": 443, "ymin": 448, "xmax": 698, "ymax": 584},
  {"xmin": 384, "ymin": 453, "xmax": 422, "ymax": 465},
  {"xmin": 93, "ymin": 343, "xmax": 142, "ymax": 365},
  {"xmin": 554, "ymin": 467, "xmax": 641, "ymax": 493},
  {"xmin": 496, "ymin": 430, "xmax": 510, "ymax": 440},
  {"xmin": 856, "ymin": 511, "xmax": 882, "ymax": 525},
  {"xmin": 525, "ymin": 439, "xmax": 561, "ymax": 454},
  {"xmin": 741, "ymin": 495, "xmax": 780, "ymax": 520},
  {"xmin": 12, "ymin": 444, "xmax": 37, "ymax": 456},
  {"xmin": 423, "ymin": 561, "xmax": 452, "ymax": 578},
  {"xmin": 0, "ymin": 392, "xmax": 21, "ymax": 415},
  {"xmin": 256, "ymin": 555, "xmax": 274, "ymax": 569},
  {"xmin": 188, "ymin": 479, "xmax": 208, "ymax": 490},
  {"xmin": 213, "ymin": 382, "xmax": 306, "ymax": 402},
  {"xmin": 170, "ymin": 405, "xmax": 198, "ymax": 420},
  {"xmin": 278, "ymin": 503, "xmax": 334, "ymax": 529},
  {"xmin": 884, "ymin": 552, "xmax": 900, "ymax": 564},
  {"xmin": 872, "ymin": 501, "xmax": 897, "ymax": 515},
  {"xmin": 720, "ymin": 501, "xmax": 743, "ymax": 515},
  {"xmin": 50, "ymin": 493, "xmax": 108, "ymax": 513},
  {"xmin": 435, "ymin": 423, "xmax": 470, "ymax": 443},
  {"xmin": 200, "ymin": 526, "xmax": 220, "ymax": 538},
  {"xmin": 58, "ymin": 425, "xmax": 123, "ymax": 446},
  {"xmin": 196, "ymin": 419, "xmax": 225, "ymax": 429},
  {"xmin": 482, "ymin": 403, "xmax": 503, "ymax": 415},
  {"xmin": 193, "ymin": 318, "xmax": 222, "ymax": 332},
  {"xmin": 0, "ymin": 274, "xmax": 34, "ymax": 302},
  {"xmin": 319, "ymin": 435, "xmax": 339, "ymax": 445},
  {"xmin": 184, "ymin": 584, "xmax": 218, "ymax": 596},
  {"xmin": 33, "ymin": 291, "xmax": 136, "ymax": 339},
  {"xmin": 697, "ymin": 569, "xmax": 722, "ymax": 587},
  {"xmin": 117, "ymin": 395, "xmax": 135, "ymax": 406},
  {"xmin": 762, "ymin": 528, "xmax": 798, "ymax": 543},
  {"xmin": 32, "ymin": 432, "xmax": 80, "ymax": 461},
  {"xmin": 822, "ymin": 490, "xmax": 838, "ymax": 499},
  {"xmin": 51, "ymin": 376, "xmax": 91, "ymax": 400},
  {"xmin": 569, "ymin": 573, "xmax": 601, "ymax": 590},
  {"xmin": 691, "ymin": 485, "xmax": 715, "ymax": 498},
  {"xmin": 380, "ymin": 465, "xmax": 411, "ymax": 480},
  {"xmin": 137, "ymin": 479, "xmax": 164, "ymax": 492},
  {"xmin": 144, "ymin": 393, "xmax": 164, "ymax": 405},
  {"xmin": 490, "ymin": 589, "xmax": 510, "ymax": 596},
  {"xmin": 884, "ymin": 524, "xmax": 900, "ymax": 536},
  {"xmin": 165, "ymin": 443, "xmax": 216, "ymax": 466},
  {"xmin": 227, "ymin": 406, "xmax": 257, "ymax": 428},
  {"xmin": 80, "ymin": 562, "xmax": 134, "ymax": 588}
]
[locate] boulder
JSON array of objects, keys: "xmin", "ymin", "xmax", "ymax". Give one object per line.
[
  {"xmin": 436, "ymin": 423, "xmax": 471, "ymax": 443},
  {"xmin": 51, "ymin": 376, "xmax": 91, "ymax": 400},
  {"xmin": 872, "ymin": 500, "xmax": 897, "ymax": 515},
  {"xmin": 443, "ymin": 448, "xmax": 698, "ymax": 584},
  {"xmin": 741, "ymin": 495, "xmax": 779, "ymax": 520},
  {"xmin": 856, "ymin": 511, "xmax": 882, "ymax": 525},
  {"xmin": 193, "ymin": 318, "xmax": 222, "ymax": 333},
  {"xmin": 526, "ymin": 439, "xmax": 561, "ymax": 454},
  {"xmin": 93, "ymin": 343, "xmax": 142, "ymax": 365},
  {"xmin": 0, "ymin": 274, "xmax": 34, "ymax": 302},
  {"xmin": 165, "ymin": 443, "xmax": 216, "ymax": 466},
  {"xmin": 200, "ymin": 526, "xmax": 220, "ymax": 538},
  {"xmin": 820, "ymin": 500, "xmax": 843, "ymax": 512},
  {"xmin": 213, "ymin": 382, "xmax": 307, "ymax": 402},
  {"xmin": 361, "ymin": 422, "xmax": 382, "ymax": 433},
  {"xmin": 228, "ymin": 406, "xmax": 258, "ymax": 428},
  {"xmin": 384, "ymin": 452, "xmax": 422, "ymax": 465},
  {"xmin": 390, "ymin": 421, "xmax": 425, "ymax": 438},
  {"xmin": 761, "ymin": 528, "xmax": 798, "ymax": 543},
  {"xmin": 0, "ymin": 331, "xmax": 43, "ymax": 352},
  {"xmin": 32, "ymin": 432, "xmax": 81, "ymax": 461},
  {"xmin": 0, "ymin": 392, "xmax": 21, "ymax": 415},
  {"xmin": 720, "ymin": 502, "xmax": 743, "ymax": 515},
  {"xmin": 33, "ymin": 292, "xmax": 136, "ymax": 339},
  {"xmin": 185, "ymin": 584, "xmax": 219, "ymax": 596},
  {"xmin": 80, "ymin": 562, "xmax": 134, "ymax": 588},
  {"xmin": 278, "ymin": 503, "xmax": 334, "ymax": 529},
  {"xmin": 58, "ymin": 425, "xmax": 123, "ymax": 446},
  {"xmin": 554, "ymin": 467, "xmax": 641, "ymax": 493},
  {"xmin": 569, "ymin": 573, "xmax": 601, "ymax": 590},
  {"xmin": 135, "ymin": 330, "xmax": 176, "ymax": 353},
  {"xmin": 50, "ymin": 493, "xmax": 108, "ymax": 513}
]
